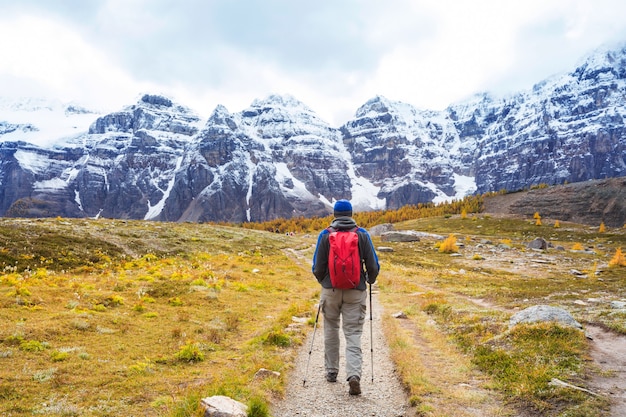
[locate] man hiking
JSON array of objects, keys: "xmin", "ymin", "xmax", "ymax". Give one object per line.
[{"xmin": 312, "ymin": 199, "xmax": 380, "ymax": 395}]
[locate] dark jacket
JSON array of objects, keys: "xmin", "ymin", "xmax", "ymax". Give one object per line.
[{"xmin": 312, "ymin": 216, "xmax": 380, "ymax": 290}]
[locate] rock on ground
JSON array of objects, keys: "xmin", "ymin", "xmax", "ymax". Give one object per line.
[
  {"xmin": 200, "ymin": 395, "xmax": 247, "ymax": 417},
  {"xmin": 509, "ymin": 305, "xmax": 582, "ymax": 329}
]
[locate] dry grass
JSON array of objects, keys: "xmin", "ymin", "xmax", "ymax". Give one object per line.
[
  {"xmin": 0, "ymin": 218, "xmax": 318, "ymax": 416},
  {"xmin": 376, "ymin": 214, "xmax": 625, "ymax": 416},
  {"xmin": 380, "ymin": 266, "xmax": 513, "ymax": 416},
  {"xmin": 1, "ymin": 214, "xmax": 625, "ymax": 416}
]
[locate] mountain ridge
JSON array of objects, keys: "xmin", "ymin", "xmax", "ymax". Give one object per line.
[{"xmin": 1, "ymin": 42, "xmax": 625, "ymax": 222}]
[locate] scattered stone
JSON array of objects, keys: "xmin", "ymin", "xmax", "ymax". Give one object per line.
[
  {"xmin": 200, "ymin": 395, "xmax": 247, "ymax": 417},
  {"xmin": 291, "ymin": 316, "xmax": 308, "ymax": 324},
  {"xmin": 377, "ymin": 246, "xmax": 394, "ymax": 252},
  {"xmin": 392, "ymin": 312, "xmax": 408, "ymax": 319},
  {"xmin": 450, "ymin": 253, "xmax": 462, "ymax": 257},
  {"xmin": 369, "ymin": 223, "xmax": 394, "ymax": 236},
  {"xmin": 526, "ymin": 237, "xmax": 549, "ymax": 250},
  {"xmin": 573, "ymin": 300, "xmax": 588, "ymax": 306},
  {"xmin": 480, "ymin": 239, "xmax": 492, "ymax": 245},
  {"xmin": 287, "ymin": 316, "xmax": 307, "ymax": 332},
  {"xmin": 554, "ymin": 245, "xmax": 566, "ymax": 251},
  {"xmin": 610, "ymin": 301, "xmax": 626, "ymax": 309},
  {"xmin": 570, "ymin": 269, "xmax": 585, "ymax": 276},
  {"xmin": 254, "ymin": 368, "xmax": 280, "ymax": 379},
  {"xmin": 381, "ymin": 231, "xmax": 421, "ymax": 242},
  {"xmin": 286, "ymin": 323, "xmax": 303, "ymax": 332},
  {"xmin": 509, "ymin": 305, "xmax": 583, "ymax": 329}
]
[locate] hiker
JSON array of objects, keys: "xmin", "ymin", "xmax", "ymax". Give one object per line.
[{"xmin": 311, "ymin": 199, "xmax": 379, "ymax": 395}]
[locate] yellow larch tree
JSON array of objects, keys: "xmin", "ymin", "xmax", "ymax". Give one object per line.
[{"xmin": 609, "ymin": 247, "xmax": 626, "ymax": 267}]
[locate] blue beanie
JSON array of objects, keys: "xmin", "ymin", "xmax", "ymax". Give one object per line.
[{"xmin": 333, "ymin": 199, "xmax": 353, "ymax": 217}]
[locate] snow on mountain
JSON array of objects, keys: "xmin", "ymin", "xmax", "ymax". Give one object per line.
[
  {"xmin": 0, "ymin": 97, "xmax": 101, "ymax": 147},
  {"xmin": 1, "ymin": 42, "xmax": 626, "ymax": 222}
]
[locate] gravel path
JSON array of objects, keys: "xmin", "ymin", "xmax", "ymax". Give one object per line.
[{"xmin": 272, "ymin": 288, "xmax": 411, "ymax": 417}]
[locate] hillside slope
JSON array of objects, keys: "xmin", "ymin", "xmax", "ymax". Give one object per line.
[{"xmin": 482, "ymin": 177, "xmax": 626, "ymax": 227}]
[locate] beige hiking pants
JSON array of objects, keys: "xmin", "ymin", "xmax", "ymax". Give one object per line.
[{"xmin": 321, "ymin": 287, "xmax": 367, "ymax": 380}]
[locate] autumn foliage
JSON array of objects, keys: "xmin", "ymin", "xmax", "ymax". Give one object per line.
[
  {"xmin": 237, "ymin": 195, "xmax": 484, "ymax": 234},
  {"xmin": 609, "ymin": 247, "xmax": 626, "ymax": 267},
  {"xmin": 438, "ymin": 234, "xmax": 459, "ymax": 253}
]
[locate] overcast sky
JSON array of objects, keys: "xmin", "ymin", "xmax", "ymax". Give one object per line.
[{"xmin": 1, "ymin": 0, "xmax": 626, "ymax": 126}]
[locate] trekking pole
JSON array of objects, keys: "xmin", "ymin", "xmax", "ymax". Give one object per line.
[
  {"xmin": 369, "ymin": 282, "xmax": 374, "ymax": 383},
  {"xmin": 303, "ymin": 301, "xmax": 322, "ymax": 387}
]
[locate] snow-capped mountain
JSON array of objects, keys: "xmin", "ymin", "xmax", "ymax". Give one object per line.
[
  {"xmin": 0, "ymin": 97, "xmax": 99, "ymax": 148},
  {"xmin": 1, "ymin": 43, "xmax": 625, "ymax": 222}
]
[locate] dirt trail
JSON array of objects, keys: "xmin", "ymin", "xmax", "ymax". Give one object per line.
[
  {"xmin": 271, "ymin": 290, "xmax": 411, "ymax": 417},
  {"xmin": 276, "ymin": 246, "xmax": 411, "ymax": 416},
  {"xmin": 585, "ymin": 325, "xmax": 626, "ymax": 416}
]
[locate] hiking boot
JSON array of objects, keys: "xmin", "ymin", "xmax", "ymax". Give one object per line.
[
  {"xmin": 348, "ymin": 376, "xmax": 361, "ymax": 395},
  {"xmin": 326, "ymin": 371, "xmax": 338, "ymax": 382}
]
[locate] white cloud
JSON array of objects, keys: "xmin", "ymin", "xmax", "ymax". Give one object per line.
[
  {"xmin": 1, "ymin": 0, "xmax": 626, "ymax": 127},
  {"xmin": 0, "ymin": 15, "xmax": 149, "ymax": 111}
]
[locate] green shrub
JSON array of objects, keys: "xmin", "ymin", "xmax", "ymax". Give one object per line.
[
  {"xmin": 263, "ymin": 331, "xmax": 291, "ymax": 347},
  {"xmin": 20, "ymin": 340, "xmax": 48, "ymax": 352},
  {"xmin": 247, "ymin": 396, "xmax": 270, "ymax": 417},
  {"xmin": 175, "ymin": 342, "xmax": 205, "ymax": 362},
  {"xmin": 50, "ymin": 350, "xmax": 70, "ymax": 362}
]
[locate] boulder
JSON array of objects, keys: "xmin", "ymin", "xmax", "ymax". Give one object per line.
[
  {"xmin": 377, "ymin": 246, "xmax": 394, "ymax": 252},
  {"xmin": 509, "ymin": 305, "xmax": 582, "ymax": 329},
  {"xmin": 200, "ymin": 395, "xmax": 247, "ymax": 417},
  {"xmin": 380, "ymin": 230, "xmax": 445, "ymax": 242},
  {"xmin": 381, "ymin": 231, "xmax": 421, "ymax": 242},
  {"xmin": 368, "ymin": 223, "xmax": 394, "ymax": 236},
  {"xmin": 254, "ymin": 368, "xmax": 280, "ymax": 379},
  {"xmin": 526, "ymin": 237, "xmax": 549, "ymax": 250}
]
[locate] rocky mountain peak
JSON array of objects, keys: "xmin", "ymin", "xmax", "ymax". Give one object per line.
[
  {"xmin": 355, "ymin": 95, "xmax": 394, "ymax": 118},
  {"xmin": 206, "ymin": 104, "xmax": 237, "ymax": 131},
  {"xmin": 566, "ymin": 42, "xmax": 626, "ymax": 84},
  {"xmin": 140, "ymin": 94, "xmax": 173, "ymax": 108},
  {"xmin": 88, "ymin": 94, "xmax": 200, "ymax": 136},
  {"xmin": 250, "ymin": 93, "xmax": 310, "ymax": 110},
  {"xmin": 1, "ymin": 43, "xmax": 626, "ymax": 224},
  {"xmin": 240, "ymin": 94, "xmax": 333, "ymax": 139}
]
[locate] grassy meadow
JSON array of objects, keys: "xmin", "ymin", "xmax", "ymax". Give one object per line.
[
  {"xmin": 378, "ymin": 214, "xmax": 626, "ymax": 416},
  {"xmin": 1, "ymin": 211, "xmax": 625, "ymax": 416},
  {"xmin": 0, "ymin": 218, "xmax": 318, "ymax": 416}
]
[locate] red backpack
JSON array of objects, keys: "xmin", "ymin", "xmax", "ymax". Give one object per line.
[{"xmin": 327, "ymin": 227, "xmax": 362, "ymax": 289}]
